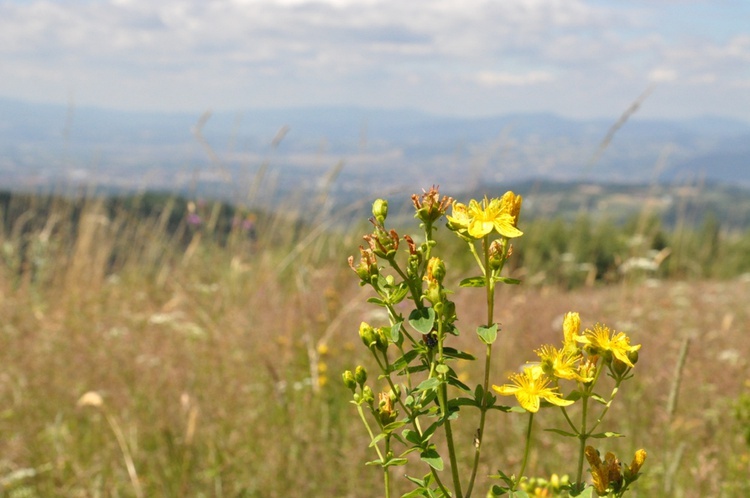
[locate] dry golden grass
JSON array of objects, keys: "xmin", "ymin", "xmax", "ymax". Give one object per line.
[{"xmin": 0, "ymin": 193, "xmax": 749, "ymax": 497}]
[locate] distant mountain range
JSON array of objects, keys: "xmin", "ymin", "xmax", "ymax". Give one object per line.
[{"xmin": 1, "ymin": 97, "xmax": 749, "ymax": 201}]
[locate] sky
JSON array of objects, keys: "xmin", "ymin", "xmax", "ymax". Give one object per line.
[{"xmin": 1, "ymin": 0, "xmax": 749, "ymax": 120}]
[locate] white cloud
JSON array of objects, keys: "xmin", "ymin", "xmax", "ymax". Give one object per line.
[
  {"xmin": 475, "ymin": 70, "xmax": 555, "ymax": 87},
  {"xmin": 648, "ymin": 68, "xmax": 678, "ymax": 83},
  {"xmin": 0, "ymin": 0, "xmax": 747, "ymax": 119}
]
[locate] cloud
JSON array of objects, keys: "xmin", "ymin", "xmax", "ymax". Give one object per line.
[
  {"xmin": 0, "ymin": 0, "xmax": 747, "ymax": 119},
  {"xmin": 475, "ymin": 70, "xmax": 555, "ymax": 87}
]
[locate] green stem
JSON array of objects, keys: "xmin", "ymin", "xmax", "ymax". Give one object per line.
[
  {"xmin": 436, "ymin": 308, "xmax": 463, "ymax": 498},
  {"xmin": 466, "ymin": 237, "xmax": 501, "ymax": 497},
  {"xmin": 514, "ymin": 412, "xmax": 535, "ymax": 491},
  {"xmin": 575, "ymin": 392, "xmax": 589, "ymax": 489},
  {"xmin": 588, "ymin": 381, "xmax": 621, "ymax": 434},
  {"xmin": 357, "ymin": 404, "xmax": 384, "ymax": 462},
  {"xmin": 384, "ymin": 436, "xmax": 392, "ymax": 498}
]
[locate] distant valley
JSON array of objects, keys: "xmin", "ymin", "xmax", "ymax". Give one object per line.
[{"xmin": 1, "ymin": 97, "xmax": 749, "ymax": 213}]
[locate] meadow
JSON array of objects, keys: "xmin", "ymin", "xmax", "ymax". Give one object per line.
[{"xmin": 0, "ymin": 185, "xmax": 749, "ymax": 497}]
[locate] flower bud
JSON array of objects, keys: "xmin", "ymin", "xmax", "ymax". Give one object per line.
[
  {"xmin": 488, "ymin": 239, "xmax": 504, "ymax": 270},
  {"xmin": 627, "ymin": 350, "xmax": 639, "ymax": 366},
  {"xmin": 348, "ymin": 247, "xmax": 379, "ymax": 283},
  {"xmin": 424, "ymin": 280, "xmax": 444, "ymax": 305},
  {"xmin": 625, "ymin": 449, "xmax": 647, "ymax": 481},
  {"xmin": 359, "ymin": 322, "xmax": 377, "ymax": 349},
  {"xmin": 375, "ymin": 326, "xmax": 390, "ymax": 352},
  {"xmin": 362, "ymin": 385, "xmax": 374, "ymax": 404},
  {"xmin": 342, "ymin": 370, "xmax": 357, "ymax": 391},
  {"xmin": 412, "ymin": 186, "xmax": 453, "ymax": 224},
  {"xmin": 425, "ymin": 257, "xmax": 446, "ymax": 284},
  {"xmin": 372, "ymin": 199, "xmax": 388, "ymax": 225},
  {"xmin": 354, "ymin": 365, "xmax": 367, "ymax": 387}
]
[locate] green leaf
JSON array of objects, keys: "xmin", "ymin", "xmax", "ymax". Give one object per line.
[
  {"xmin": 390, "ymin": 322, "xmax": 403, "ymax": 343},
  {"xmin": 416, "ymin": 377, "xmax": 441, "ymax": 392},
  {"xmin": 401, "ymin": 489, "xmax": 428, "ymax": 498},
  {"xmin": 383, "ymin": 420, "xmax": 407, "ymax": 432},
  {"xmin": 566, "ymin": 390, "xmax": 584, "ymax": 401},
  {"xmin": 422, "ymin": 421, "xmax": 441, "ymax": 441},
  {"xmin": 366, "ymin": 297, "xmax": 386, "ymax": 306},
  {"xmin": 436, "ymin": 364, "xmax": 450, "ymax": 374},
  {"xmin": 409, "ymin": 308, "xmax": 436, "ymax": 334},
  {"xmin": 449, "ymin": 397, "xmax": 478, "ymax": 408},
  {"xmin": 459, "ymin": 276, "xmax": 487, "ymax": 287},
  {"xmin": 493, "ymin": 276, "xmax": 521, "ymax": 285},
  {"xmin": 403, "ymin": 429, "xmax": 422, "ymax": 445},
  {"xmin": 391, "ymin": 350, "xmax": 420, "ymax": 372},
  {"xmin": 590, "ymin": 393, "xmax": 607, "ymax": 405},
  {"xmin": 383, "ymin": 457, "xmax": 408, "ymax": 467},
  {"xmin": 446, "ymin": 374, "xmax": 471, "ymax": 392},
  {"xmin": 590, "ymin": 431, "xmax": 624, "ymax": 438},
  {"xmin": 545, "ymin": 428, "xmax": 579, "ymax": 438},
  {"xmin": 420, "ymin": 448, "xmax": 444, "ymax": 471},
  {"xmin": 442, "ymin": 347, "xmax": 476, "ymax": 361},
  {"xmin": 389, "ymin": 283, "xmax": 409, "ymax": 305},
  {"xmin": 490, "ymin": 485, "xmax": 509, "ymax": 496},
  {"xmin": 477, "ymin": 324, "xmax": 498, "ymax": 345},
  {"xmin": 370, "ymin": 433, "xmax": 387, "ymax": 446}
]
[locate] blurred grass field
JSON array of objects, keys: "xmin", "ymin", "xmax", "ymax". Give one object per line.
[{"xmin": 0, "ymin": 186, "xmax": 749, "ymax": 497}]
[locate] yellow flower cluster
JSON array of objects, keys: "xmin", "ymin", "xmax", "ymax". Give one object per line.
[
  {"xmin": 447, "ymin": 191, "xmax": 523, "ymax": 239},
  {"xmin": 492, "ymin": 312, "xmax": 641, "ymax": 413}
]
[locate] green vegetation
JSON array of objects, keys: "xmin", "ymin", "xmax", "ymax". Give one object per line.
[{"xmin": 0, "ymin": 185, "xmax": 749, "ymax": 496}]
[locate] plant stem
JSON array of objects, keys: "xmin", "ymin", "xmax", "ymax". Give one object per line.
[
  {"xmin": 575, "ymin": 393, "xmax": 589, "ymax": 489},
  {"xmin": 465, "ymin": 237, "xmax": 499, "ymax": 497},
  {"xmin": 514, "ymin": 412, "xmax": 535, "ymax": 491},
  {"xmin": 437, "ymin": 308, "xmax": 463, "ymax": 498}
]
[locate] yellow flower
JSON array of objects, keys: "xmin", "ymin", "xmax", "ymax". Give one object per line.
[
  {"xmin": 446, "ymin": 202, "xmax": 471, "ymax": 231},
  {"xmin": 499, "ymin": 190, "xmax": 523, "ymax": 226},
  {"xmin": 562, "ymin": 312, "xmax": 581, "ymax": 351},
  {"xmin": 576, "ymin": 323, "xmax": 641, "ymax": 368},
  {"xmin": 535, "ymin": 344, "xmax": 592, "ymax": 383},
  {"xmin": 467, "ymin": 197, "xmax": 523, "ymax": 239},
  {"xmin": 492, "ymin": 366, "xmax": 574, "ymax": 413}
]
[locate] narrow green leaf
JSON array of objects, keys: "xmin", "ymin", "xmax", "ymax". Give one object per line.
[
  {"xmin": 383, "ymin": 457, "xmax": 408, "ymax": 467},
  {"xmin": 493, "ymin": 276, "xmax": 521, "ymax": 285},
  {"xmin": 370, "ymin": 433, "xmax": 387, "ymax": 446},
  {"xmin": 545, "ymin": 428, "xmax": 579, "ymax": 438},
  {"xmin": 446, "ymin": 375, "xmax": 471, "ymax": 392},
  {"xmin": 477, "ymin": 324, "xmax": 499, "ymax": 345},
  {"xmin": 443, "ymin": 347, "xmax": 475, "ymax": 360},
  {"xmin": 590, "ymin": 431, "xmax": 624, "ymax": 439},
  {"xmin": 366, "ymin": 297, "xmax": 386, "ymax": 306},
  {"xmin": 590, "ymin": 393, "xmax": 607, "ymax": 405},
  {"xmin": 449, "ymin": 397, "xmax": 478, "ymax": 408},
  {"xmin": 409, "ymin": 308, "xmax": 436, "ymax": 334},
  {"xmin": 459, "ymin": 276, "xmax": 486, "ymax": 287},
  {"xmin": 420, "ymin": 448, "xmax": 444, "ymax": 471},
  {"xmin": 391, "ymin": 349, "xmax": 420, "ymax": 372},
  {"xmin": 383, "ymin": 420, "xmax": 407, "ymax": 432}
]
